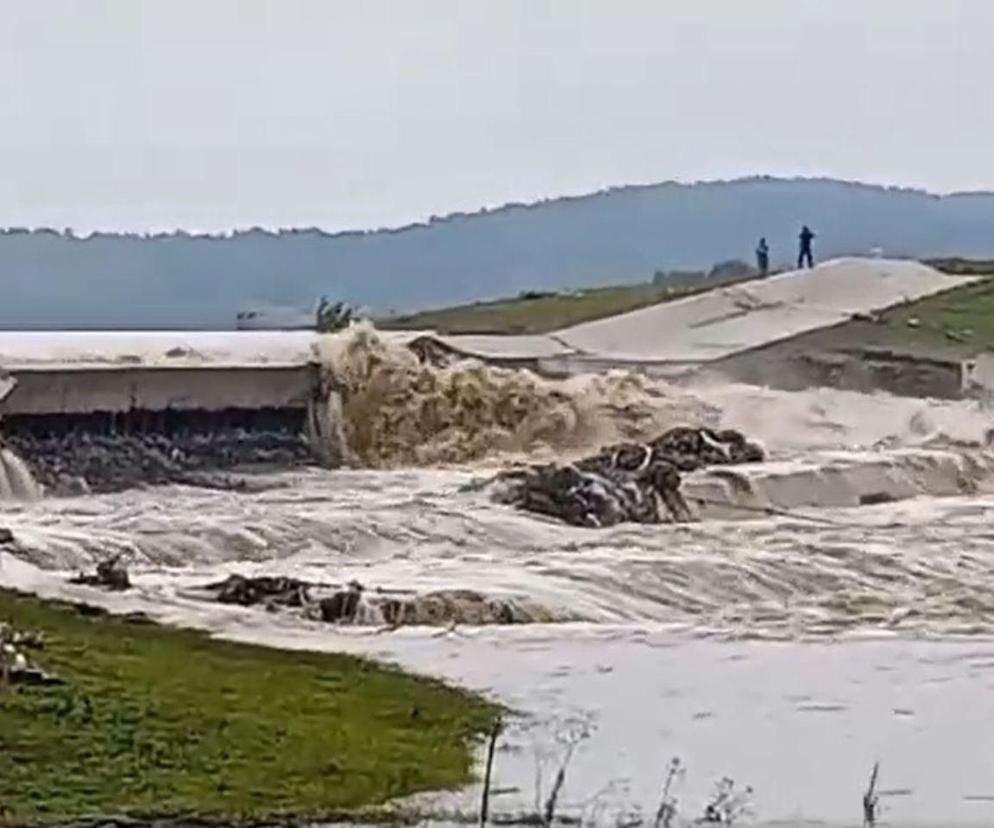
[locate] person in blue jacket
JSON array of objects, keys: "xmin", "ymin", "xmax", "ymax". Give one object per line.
[
  {"xmin": 755, "ymin": 237, "xmax": 770, "ymax": 276},
  {"xmin": 798, "ymin": 225, "xmax": 815, "ymax": 269}
]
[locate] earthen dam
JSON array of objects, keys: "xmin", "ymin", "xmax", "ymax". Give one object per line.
[{"xmin": 0, "ymin": 257, "xmax": 986, "ymax": 497}]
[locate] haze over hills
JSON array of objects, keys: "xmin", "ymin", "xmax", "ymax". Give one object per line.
[{"xmin": 5, "ymin": 176, "xmax": 994, "ymax": 330}]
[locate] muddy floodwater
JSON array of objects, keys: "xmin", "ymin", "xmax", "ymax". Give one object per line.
[
  {"xmin": 5, "ymin": 476, "xmax": 994, "ymax": 825},
  {"xmin": 4, "ymin": 342, "xmax": 994, "ymax": 825},
  {"xmin": 340, "ymin": 630, "xmax": 994, "ymax": 827}
]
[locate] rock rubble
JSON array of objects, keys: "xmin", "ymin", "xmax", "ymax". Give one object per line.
[
  {"xmin": 0, "ymin": 622, "xmax": 63, "ymax": 687},
  {"xmin": 5, "ymin": 429, "xmax": 314, "ymax": 494},
  {"xmin": 200, "ymin": 574, "xmax": 536, "ymax": 627},
  {"xmin": 69, "ymin": 555, "xmax": 132, "ymax": 591},
  {"xmin": 493, "ymin": 426, "xmax": 764, "ymax": 527}
]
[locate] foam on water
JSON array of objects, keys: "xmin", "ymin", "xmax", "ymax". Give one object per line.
[
  {"xmin": 306, "ymin": 324, "xmax": 994, "ymax": 474},
  {"xmin": 313, "ymin": 323, "xmax": 716, "ymax": 467},
  {"xmin": 3, "ymin": 334, "xmax": 994, "ymax": 635},
  {"xmin": 0, "ymin": 447, "xmax": 41, "ymax": 501},
  {"xmin": 692, "ymin": 376, "xmax": 994, "ymax": 453},
  {"xmin": 3, "ymin": 442, "xmax": 994, "ymax": 637}
]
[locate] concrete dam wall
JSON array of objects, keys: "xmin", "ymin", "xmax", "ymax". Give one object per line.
[
  {"xmin": 1, "ymin": 363, "xmax": 319, "ymax": 432},
  {"xmin": 0, "ymin": 362, "xmax": 342, "ymax": 496}
]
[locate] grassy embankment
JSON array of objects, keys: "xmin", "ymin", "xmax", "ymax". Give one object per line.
[
  {"xmin": 379, "ymin": 272, "xmax": 755, "ymax": 335},
  {"xmin": 0, "ymin": 588, "xmax": 498, "ymax": 826},
  {"xmin": 807, "ymin": 258, "xmax": 994, "ymax": 361},
  {"xmin": 380, "ymin": 258, "xmax": 994, "ymax": 361},
  {"xmin": 874, "ymin": 258, "xmax": 994, "ymax": 358}
]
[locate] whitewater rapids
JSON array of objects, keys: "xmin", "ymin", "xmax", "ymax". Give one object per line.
[
  {"xmin": 3, "ymin": 370, "xmax": 994, "ymax": 637},
  {"xmin": 5, "ymin": 327, "xmax": 994, "ymax": 824}
]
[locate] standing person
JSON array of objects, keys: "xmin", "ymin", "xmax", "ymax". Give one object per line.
[
  {"xmin": 797, "ymin": 225, "xmax": 815, "ymax": 269},
  {"xmin": 755, "ymin": 237, "xmax": 770, "ymax": 276}
]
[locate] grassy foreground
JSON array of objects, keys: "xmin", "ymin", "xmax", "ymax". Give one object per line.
[
  {"xmin": 379, "ymin": 272, "xmax": 755, "ymax": 335},
  {"xmin": 0, "ymin": 589, "xmax": 498, "ymax": 825}
]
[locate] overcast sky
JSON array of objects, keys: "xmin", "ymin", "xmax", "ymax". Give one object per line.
[{"xmin": 1, "ymin": 0, "xmax": 991, "ymax": 232}]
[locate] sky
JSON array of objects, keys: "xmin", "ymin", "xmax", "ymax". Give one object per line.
[{"xmin": 1, "ymin": 0, "xmax": 992, "ymax": 232}]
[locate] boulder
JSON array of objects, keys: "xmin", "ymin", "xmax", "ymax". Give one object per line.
[{"xmin": 69, "ymin": 555, "xmax": 131, "ymax": 591}]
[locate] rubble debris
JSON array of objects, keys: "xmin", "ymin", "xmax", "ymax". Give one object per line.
[
  {"xmin": 5, "ymin": 429, "xmax": 314, "ymax": 495},
  {"xmin": 0, "ymin": 623, "xmax": 44, "ymax": 651},
  {"xmin": 407, "ymin": 336, "xmax": 459, "ymax": 368},
  {"xmin": 313, "ymin": 584, "xmax": 529, "ymax": 626},
  {"xmin": 642, "ymin": 426, "xmax": 764, "ymax": 470},
  {"xmin": 207, "ymin": 574, "xmax": 311, "ymax": 609},
  {"xmin": 851, "ymin": 311, "xmax": 884, "ymax": 324},
  {"xmin": 0, "ymin": 622, "xmax": 63, "ymax": 687},
  {"xmin": 196, "ymin": 574, "xmax": 530, "ymax": 627},
  {"xmin": 69, "ymin": 555, "xmax": 131, "ymax": 591},
  {"xmin": 376, "ymin": 589, "xmax": 528, "ymax": 626},
  {"xmin": 492, "ymin": 426, "xmax": 764, "ymax": 528},
  {"xmin": 495, "ymin": 459, "xmax": 688, "ymax": 528},
  {"xmin": 0, "ymin": 527, "xmax": 13, "ymax": 545},
  {"xmin": 317, "ymin": 580, "xmax": 364, "ymax": 622}
]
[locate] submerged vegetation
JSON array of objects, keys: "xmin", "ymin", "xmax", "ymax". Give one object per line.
[{"xmin": 0, "ymin": 588, "xmax": 497, "ymax": 825}]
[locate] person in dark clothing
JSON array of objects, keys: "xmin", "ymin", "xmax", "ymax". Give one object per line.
[
  {"xmin": 798, "ymin": 225, "xmax": 815, "ymax": 269},
  {"xmin": 755, "ymin": 237, "xmax": 769, "ymax": 276}
]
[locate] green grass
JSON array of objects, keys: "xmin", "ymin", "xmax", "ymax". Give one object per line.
[
  {"xmin": 378, "ymin": 273, "xmax": 756, "ymax": 335},
  {"xmin": 789, "ymin": 260, "xmax": 994, "ymax": 361},
  {"xmin": 823, "ymin": 260, "xmax": 994, "ymax": 360},
  {"xmin": 0, "ymin": 589, "xmax": 498, "ymax": 826},
  {"xmin": 925, "ymin": 257, "xmax": 994, "ymax": 277},
  {"xmin": 878, "ymin": 277, "xmax": 994, "ymax": 358}
]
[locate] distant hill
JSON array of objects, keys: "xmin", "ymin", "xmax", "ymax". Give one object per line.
[{"xmin": 5, "ymin": 176, "xmax": 994, "ymax": 329}]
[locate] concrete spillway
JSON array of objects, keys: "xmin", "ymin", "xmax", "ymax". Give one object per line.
[
  {"xmin": 1, "ymin": 362, "xmax": 319, "ymax": 434},
  {"xmin": 0, "ymin": 360, "xmax": 344, "ymax": 496}
]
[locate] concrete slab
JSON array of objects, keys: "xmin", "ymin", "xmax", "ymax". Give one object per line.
[
  {"xmin": 0, "ymin": 328, "xmax": 570, "ymax": 369},
  {"xmin": 0, "ymin": 330, "xmax": 319, "ymax": 368},
  {"xmin": 554, "ymin": 258, "xmax": 977, "ymax": 362},
  {"xmin": 1, "ymin": 364, "xmax": 319, "ymax": 415}
]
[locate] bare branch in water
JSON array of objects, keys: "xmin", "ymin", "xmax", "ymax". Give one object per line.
[
  {"xmin": 540, "ymin": 720, "xmax": 592, "ymax": 827},
  {"xmin": 653, "ymin": 756, "xmax": 683, "ymax": 828},
  {"xmin": 863, "ymin": 761, "xmax": 880, "ymax": 827},
  {"xmin": 542, "ymin": 756, "xmax": 570, "ymax": 828},
  {"xmin": 480, "ymin": 717, "xmax": 503, "ymax": 828}
]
